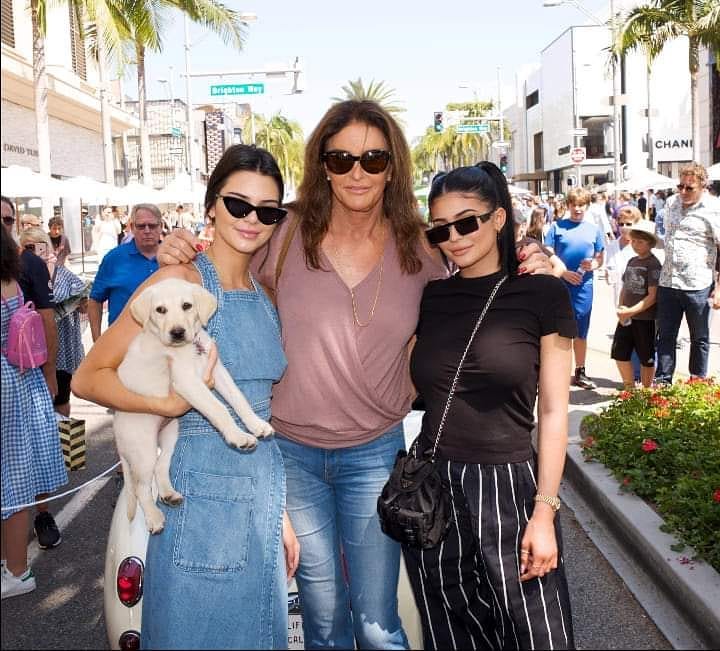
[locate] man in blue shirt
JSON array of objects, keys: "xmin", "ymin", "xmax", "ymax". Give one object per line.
[
  {"xmin": 545, "ymin": 188, "xmax": 605, "ymax": 389},
  {"xmin": 88, "ymin": 204, "xmax": 161, "ymax": 341}
]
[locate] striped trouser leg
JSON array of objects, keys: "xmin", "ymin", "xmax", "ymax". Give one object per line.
[
  {"xmin": 403, "ymin": 460, "xmax": 575, "ymax": 651},
  {"xmin": 465, "ymin": 460, "xmax": 575, "ymax": 650}
]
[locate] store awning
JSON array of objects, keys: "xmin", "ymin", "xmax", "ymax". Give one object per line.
[{"xmin": 511, "ymin": 171, "xmax": 547, "ymax": 181}]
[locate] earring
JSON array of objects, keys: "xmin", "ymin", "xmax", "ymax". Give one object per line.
[{"xmin": 326, "ymin": 176, "xmax": 331, "ymax": 181}]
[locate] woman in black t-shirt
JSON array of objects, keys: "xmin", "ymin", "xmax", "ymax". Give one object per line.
[{"xmin": 405, "ymin": 162, "xmax": 577, "ymax": 650}]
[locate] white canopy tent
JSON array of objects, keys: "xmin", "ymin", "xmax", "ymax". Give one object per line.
[
  {"xmin": 1, "ymin": 165, "xmax": 64, "ymax": 198},
  {"xmin": 156, "ymin": 172, "xmax": 206, "ymax": 205},
  {"xmin": 617, "ymin": 169, "xmax": 676, "ymax": 192},
  {"xmin": 57, "ymin": 175, "xmax": 124, "ymax": 205}
]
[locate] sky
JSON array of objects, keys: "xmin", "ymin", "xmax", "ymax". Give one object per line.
[{"xmin": 132, "ymin": 0, "xmax": 613, "ymax": 144}]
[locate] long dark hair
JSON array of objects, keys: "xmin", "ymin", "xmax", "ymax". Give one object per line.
[
  {"xmin": 292, "ymin": 100, "xmax": 424, "ymax": 274},
  {"xmin": 428, "ymin": 162, "xmax": 519, "ymax": 277},
  {"xmin": 204, "ymin": 145, "xmax": 284, "ymax": 220},
  {"xmin": 1, "ymin": 223, "xmax": 20, "ymax": 282}
]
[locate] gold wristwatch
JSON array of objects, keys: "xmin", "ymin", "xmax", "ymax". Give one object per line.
[{"xmin": 534, "ymin": 493, "xmax": 561, "ymax": 512}]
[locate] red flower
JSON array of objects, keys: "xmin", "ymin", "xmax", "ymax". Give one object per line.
[
  {"xmin": 713, "ymin": 489, "xmax": 720, "ymax": 504},
  {"xmin": 582, "ymin": 436, "xmax": 595, "ymax": 448},
  {"xmin": 641, "ymin": 438, "xmax": 659, "ymax": 452},
  {"xmin": 623, "ymin": 476, "xmax": 632, "ymax": 485},
  {"xmin": 650, "ymin": 394, "xmax": 670, "ymax": 407},
  {"xmin": 618, "ymin": 391, "xmax": 632, "ymax": 401},
  {"xmin": 654, "ymin": 407, "xmax": 670, "ymax": 419}
]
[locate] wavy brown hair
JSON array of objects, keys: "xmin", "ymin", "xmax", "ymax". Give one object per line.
[{"xmin": 292, "ymin": 100, "xmax": 424, "ymax": 274}]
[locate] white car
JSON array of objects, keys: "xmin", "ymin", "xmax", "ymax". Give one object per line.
[{"xmin": 104, "ymin": 414, "xmax": 424, "ymax": 650}]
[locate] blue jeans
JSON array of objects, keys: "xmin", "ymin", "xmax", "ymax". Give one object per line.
[
  {"xmin": 277, "ymin": 425, "xmax": 409, "ymax": 650},
  {"xmin": 655, "ymin": 285, "xmax": 712, "ymax": 384}
]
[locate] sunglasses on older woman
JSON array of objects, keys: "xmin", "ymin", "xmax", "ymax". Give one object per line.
[
  {"xmin": 425, "ymin": 211, "xmax": 495, "ymax": 245},
  {"xmin": 217, "ymin": 195, "xmax": 287, "ymax": 225},
  {"xmin": 322, "ymin": 149, "xmax": 391, "ymax": 175}
]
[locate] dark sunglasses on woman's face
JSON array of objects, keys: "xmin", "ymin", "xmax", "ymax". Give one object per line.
[
  {"xmin": 322, "ymin": 149, "xmax": 391, "ymax": 175},
  {"xmin": 2, "ymin": 216, "xmax": 15, "ymax": 225},
  {"xmin": 23, "ymin": 243, "xmax": 36, "ymax": 252},
  {"xmin": 425, "ymin": 211, "xmax": 495, "ymax": 245},
  {"xmin": 217, "ymin": 195, "xmax": 287, "ymax": 225}
]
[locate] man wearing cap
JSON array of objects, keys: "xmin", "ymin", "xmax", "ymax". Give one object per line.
[{"xmin": 656, "ymin": 162, "xmax": 720, "ymax": 384}]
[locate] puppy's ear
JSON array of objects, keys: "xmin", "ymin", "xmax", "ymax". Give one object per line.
[
  {"xmin": 130, "ymin": 285, "xmax": 155, "ymax": 326},
  {"xmin": 192, "ymin": 285, "xmax": 218, "ymax": 326}
]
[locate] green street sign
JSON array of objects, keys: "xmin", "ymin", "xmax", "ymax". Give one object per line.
[
  {"xmin": 171, "ymin": 127, "xmax": 182, "ymax": 138},
  {"xmin": 456, "ymin": 123, "xmax": 490, "ymax": 134},
  {"xmin": 210, "ymin": 83, "xmax": 265, "ymax": 96}
]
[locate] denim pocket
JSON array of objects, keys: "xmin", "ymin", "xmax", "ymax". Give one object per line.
[{"xmin": 173, "ymin": 470, "xmax": 255, "ymax": 572}]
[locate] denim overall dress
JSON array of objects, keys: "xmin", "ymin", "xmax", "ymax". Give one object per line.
[{"xmin": 141, "ymin": 254, "xmax": 288, "ymax": 650}]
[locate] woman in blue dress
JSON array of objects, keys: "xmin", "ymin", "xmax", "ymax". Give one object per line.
[
  {"xmin": 1, "ymin": 224, "xmax": 67, "ymax": 599},
  {"xmin": 73, "ymin": 145, "xmax": 298, "ymax": 649}
]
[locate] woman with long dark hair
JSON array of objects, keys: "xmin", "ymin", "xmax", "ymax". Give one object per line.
[
  {"xmin": 73, "ymin": 145, "xmax": 298, "ymax": 649},
  {"xmin": 405, "ymin": 162, "xmax": 576, "ymax": 650}
]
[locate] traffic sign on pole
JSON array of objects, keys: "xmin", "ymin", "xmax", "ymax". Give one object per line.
[
  {"xmin": 570, "ymin": 147, "xmax": 586, "ymax": 163},
  {"xmin": 210, "ymin": 83, "xmax": 265, "ymax": 96},
  {"xmin": 456, "ymin": 123, "xmax": 490, "ymax": 134}
]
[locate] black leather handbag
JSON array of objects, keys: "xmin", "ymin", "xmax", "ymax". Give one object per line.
[{"xmin": 377, "ymin": 275, "xmax": 507, "ymax": 549}]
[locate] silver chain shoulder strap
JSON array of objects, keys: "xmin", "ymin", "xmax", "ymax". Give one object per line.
[{"xmin": 428, "ymin": 274, "xmax": 508, "ymax": 462}]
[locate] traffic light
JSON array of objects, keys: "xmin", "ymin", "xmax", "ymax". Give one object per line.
[
  {"xmin": 433, "ymin": 112, "xmax": 444, "ymax": 133},
  {"xmin": 499, "ymin": 154, "xmax": 508, "ymax": 174}
]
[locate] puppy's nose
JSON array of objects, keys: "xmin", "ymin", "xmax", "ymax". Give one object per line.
[{"xmin": 169, "ymin": 327, "xmax": 186, "ymax": 341}]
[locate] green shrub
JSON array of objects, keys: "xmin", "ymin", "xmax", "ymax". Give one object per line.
[{"xmin": 580, "ymin": 377, "xmax": 720, "ymax": 571}]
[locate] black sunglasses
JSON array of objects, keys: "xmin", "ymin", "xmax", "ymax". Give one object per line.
[
  {"xmin": 322, "ymin": 149, "xmax": 391, "ymax": 175},
  {"xmin": 676, "ymin": 183, "xmax": 698, "ymax": 192},
  {"xmin": 2, "ymin": 216, "xmax": 15, "ymax": 225},
  {"xmin": 217, "ymin": 195, "xmax": 287, "ymax": 225},
  {"xmin": 133, "ymin": 222, "xmax": 160, "ymax": 231},
  {"xmin": 425, "ymin": 211, "xmax": 495, "ymax": 245}
]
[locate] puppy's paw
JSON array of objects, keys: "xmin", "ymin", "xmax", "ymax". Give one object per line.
[
  {"xmin": 224, "ymin": 428, "xmax": 258, "ymax": 450},
  {"xmin": 248, "ymin": 417, "xmax": 274, "ymax": 439},
  {"xmin": 145, "ymin": 507, "xmax": 166, "ymax": 535},
  {"xmin": 160, "ymin": 489, "xmax": 184, "ymax": 506}
]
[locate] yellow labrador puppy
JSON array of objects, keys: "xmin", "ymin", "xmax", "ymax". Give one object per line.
[{"xmin": 114, "ymin": 278, "xmax": 274, "ymax": 534}]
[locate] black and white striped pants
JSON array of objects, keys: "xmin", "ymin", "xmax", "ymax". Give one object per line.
[{"xmin": 403, "ymin": 459, "xmax": 574, "ymax": 650}]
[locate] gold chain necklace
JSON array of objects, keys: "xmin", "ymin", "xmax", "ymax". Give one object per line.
[{"xmin": 328, "ymin": 235, "xmax": 385, "ymax": 328}]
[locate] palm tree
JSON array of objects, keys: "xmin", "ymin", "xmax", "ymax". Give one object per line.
[
  {"xmin": 613, "ymin": 0, "xmax": 720, "ymax": 162},
  {"xmin": 332, "ymin": 78, "xmax": 406, "ymax": 116},
  {"xmin": 252, "ymin": 113, "xmax": 305, "ymax": 196},
  {"xmin": 125, "ymin": 0, "xmax": 247, "ymax": 186}
]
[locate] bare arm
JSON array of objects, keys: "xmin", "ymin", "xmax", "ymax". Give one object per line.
[
  {"xmin": 157, "ymin": 229, "xmax": 200, "ymax": 266},
  {"xmin": 520, "ymin": 332, "xmax": 572, "ymax": 581},
  {"xmin": 88, "ymin": 298, "xmax": 104, "ymax": 342},
  {"xmin": 38, "ymin": 308, "xmax": 58, "ymax": 398},
  {"xmin": 618, "ymin": 285, "xmax": 658, "ymax": 320},
  {"xmin": 549, "ymin": 255, "xmax": 566, "ymax": 279},
  {"xmin": 72, "ymin": 266, "xmax": 199, "ymax": 416}
]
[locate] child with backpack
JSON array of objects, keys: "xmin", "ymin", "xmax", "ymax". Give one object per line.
[{"xmin": 1, "ymin": 225, "xmax": 67, "ymax": 600}]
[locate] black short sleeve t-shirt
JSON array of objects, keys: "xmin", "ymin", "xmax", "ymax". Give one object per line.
[{"xmin": 410, "ymin": 271, "xmax": 576, "ymax": 464}]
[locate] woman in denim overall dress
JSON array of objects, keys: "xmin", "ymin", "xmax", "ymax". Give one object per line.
[{"xmin": 73, "ymin": 145, "xmax": 298, "ymax": 649}]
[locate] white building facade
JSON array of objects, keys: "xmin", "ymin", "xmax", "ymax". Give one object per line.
[
  {"xmin": 507, "ymin": 21, "xmax": 716, "ymax": 195},
  {"xmin": 1, "ymin": 0, "xmax": 137, "ymax": 181}
]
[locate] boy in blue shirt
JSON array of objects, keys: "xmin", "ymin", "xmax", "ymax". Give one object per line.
[{"xmin": 545, "ymin": 188, "xmax": 605, "ymax": 388}]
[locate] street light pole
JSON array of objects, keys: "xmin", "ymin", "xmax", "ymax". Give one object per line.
[
  {"xmin": 610, "ymin": 0, "xmax": 622, "ymax": 197},
  {"xmin": 183, "ymin": 15, "xmax": 196, "ymax": 191}
]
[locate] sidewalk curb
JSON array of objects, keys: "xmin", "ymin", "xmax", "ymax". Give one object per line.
[{"xmin": 564, "ymin": 408, "xmax": 720, "ymax": 649}]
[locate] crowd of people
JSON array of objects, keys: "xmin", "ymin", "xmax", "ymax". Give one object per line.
[{"xmin": 1, "ymin": 98, "xmax": 718, "ymax": 651}]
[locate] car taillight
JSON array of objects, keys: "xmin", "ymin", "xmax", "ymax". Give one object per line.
[
  {"xmin": 117, "ymin": 556, "xmax": 143, "ymax": 607},
  {"xmin": 119, "ymin": 630, "xmax": 141, "ymax": 651}
]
